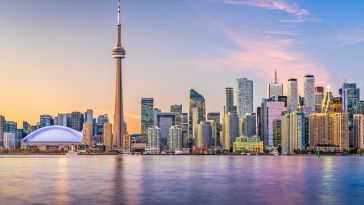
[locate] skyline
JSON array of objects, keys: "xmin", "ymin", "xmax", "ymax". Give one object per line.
[{"xmin": 1, "ymin": 0, "xmax": 364, "ymax": 134}]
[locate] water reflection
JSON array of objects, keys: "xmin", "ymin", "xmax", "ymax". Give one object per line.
[
  {"xmin": 1, "ymin": 155, "xmax": 364, "ymax": 205},
  {"xmin": 55, "ymin": 157, "xmax": 69, "ymax": 205}
]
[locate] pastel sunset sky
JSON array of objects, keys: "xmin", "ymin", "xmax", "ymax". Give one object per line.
[{"xmin": 1, "ymin": 0, "xmax": 364, "ymax": 134}]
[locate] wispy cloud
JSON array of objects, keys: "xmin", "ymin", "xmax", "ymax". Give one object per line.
[
  {"xmin": 210, "ymin": 0, "xmax": 310, "ymax": 22},
  {"xmin": 192, "ymin": 23, "xmax": 332, "ymax": 92},
  {"xmin": 334, "ymin": 29, "xmax": 364, "ymax": 48}
]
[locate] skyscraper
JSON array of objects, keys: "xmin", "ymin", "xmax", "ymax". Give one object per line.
[
  {"xmin": 82, "ymin": 122, "xmax": 93, "ymax": 147},
  {"xmin": 354, "ymin": 114, "xmax": 364, "ymax": 149},
  {"xmin": 304, "ymin": 75, "xmax": 315, "ymax": 111},
  {"xmin": 168, "ymin": 126, "xmax": 183, "ymax": 153},
  {"xmin": 340, "ymin": 83, "xmax": 360, "ymax": 113},
  {"xmin": 141, "ymin": 98, "xmax": 154, "ymax": 136},
  {"xmin": 239, "ymin": 113, "xmax": 256, "ymax": 137},
  {"xmin": 69, "ymin": 112, "xmax": 84, "ymax": 131},
  {"xmin": 309, "ymin": 113, "xmax": 349, "ymax": 151},
  {"xmin": 261, "ymin": 99, "xmax": 287, "ymax": 147},
  {"xmin": 154, "ymin": 112, "xmax": 176, "ymax": 150},
  {"xmin": 314, "ymin": 86, "xmax": 324, "ymax": 112},
  {"xmin": 236, "ymin": 78, "xmax": 253, "ymax": 117},
  {"xmin": 188, "ymin": 89, "xmax": 206, "ymax": 141},
  {"xmin": 170, "ymin": 104, "xmax": 183, "ymax": 127},
  {"xmin": 0, "ymin": 115, "xmax": 5, "ymax": 147},
  {"xmin": 207, "ymin": 112, "xmax": 221, "ymax": 147},
  {"xmin": 112, "ymin": 0, "xmax": 127, "ymax": 152},
  {"xmin": 287, "ymin": 78, "xmax": 298, "ymax": 112},
  {"xmin": 223, "ymin": 111, "xmax": 239, "ymax": 151},
  {"xmin": 224, "ymin": 87, "xmax": 234, "ymax": 115},
  {"xmin": 268, "ymin": 70, "xmax": 283, "ymax": 98},
  {"xmin": 103, "ymin": 121, "xmax": 113, "ymax": 151},
  {"xmin": 195, "ymin": 121, "xmax": 212, "ymax": 149},
  {"xmin": 147, "ymin": 126, "xmax": 161, "ymax": 154},
  {"xmin": 39, "ymin": 114, "xmax": 53, "ymax": 128},
  {"xmin": 54, "ymin": 113, "xmax": 69, "ymax": 127},
  {"xmin": 85, "ymin": 109, "xmax": 94, "ymax": 136}
]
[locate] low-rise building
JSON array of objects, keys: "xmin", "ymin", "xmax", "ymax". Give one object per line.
[{"xmin": 233, "ymin": 136, "xmax": 264, "ymax": 153}]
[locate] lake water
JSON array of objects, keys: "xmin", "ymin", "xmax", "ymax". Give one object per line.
[{"xmin": 1, "ymin": 155, "xmax": 364, "ymax": 205}]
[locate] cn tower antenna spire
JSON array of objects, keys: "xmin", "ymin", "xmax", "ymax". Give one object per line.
[{"xmin": 117, "ymin": 0, "xmax": 121, "ymax": 25}]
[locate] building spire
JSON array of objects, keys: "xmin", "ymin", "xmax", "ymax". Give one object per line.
[
  {"xmin": 117, "ymin": 0, "xmax": 121, "ymax": 25},
  {"xmin": 274, "ymin": 69, "xmax": 278, "ymax": 83}
]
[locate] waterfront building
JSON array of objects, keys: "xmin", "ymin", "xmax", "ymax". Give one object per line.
[
  {"xmin": 182, "ymin": 112, "xmax": 189, "ymax": 148},
  {"xmin": 236, "ymin": 78, "xmax": 253, "ymax": 116},
  {"xmin": 0, "ymin": 115, "xmax": 5, "ymax": 147},
  {"xmin": 239, "ymin": 113, "xmax": 256, "ymax": 137},
  {"xmin": 103, "ymin": 122, "xmax": 113, "ymax": 151},
  {"xmin": 223, "ymin": 111, "xmax": 239, "ymax": 151},
  {"xmin": 112, "ymin": 1, "xmax": 128, "ymax": 152},
  {"xmin": 281, "ymin": 112, "xmax": 290, "ymax": 154},
  {"xmin": 309, "ymin": 112, "xmax": 349, "ymax": 151},
  {"xmin": 40, "ymin": 114, "xmax": 53, "ymax": 128},
  {"xmin": 304, "ymin": 75, "xmax": 315, "ymax": 112},
  {"xmin": 289, "ymin": 111, "xmax": 305, "ymax": 152},
  {"xmin": 195, "ymin": 121, "xmax": 211, "ymax": 149},
  {"xmin": 168, "ymin": 126, "xmax": 183, "ymax": 153},
  {"xmin": 82, "ymin": 122, "xmax": 93, "ymax": 147},
  {"xmin": 3, "ymin": 132, "xmax": 15, "ymax": 150},
  {"xmin": 272, "ymin": 119, "xmax": 281, "ymax": 147},
  {"xmin": 192, "ymin": 108, "xmax": 199, "ymax": 143},
  {"xmin": 287, "ymin": 78, "xmax": 298, "ymax": 112},
  {"xmin": 141, "ymin": 98, "xmax": 154, "ymax": 136},
  {"xmin": 22, "ymin": 126, "xmax": 83, "ymax": 150},
  {"xmin": 147, "ymin": 126, "xmax": 160, "ymax": 154},
  {"xmin": 268, "ymin": 70, "xmax": 283, "ymax": 98},
  {"xmin": 224, "ymin": 87, "xmax": 234, "ymax": 115},
  {"xmin": 233, "ymin": 136, "xmax": 264, "ymax": 153},
  {"xmin": 154, "ymin": 112, "xmax": 176, "ymax": 150},
  {"xmin": 207, "ymin": 113, "xmax": 220, "ymax": 147},
  {"xmin": 170, "ymin": 104, "xmax": 183, "ymax": 127},
  {"xmin": 354, "ymin": 114, "xmax": 364, "ymax": 149},
  {"xmin": 314, "ymin": 86, "xmax": 324, "ymax": 112},
  {"xmin": 188, "ymin": 89, "xmax": 206, "ymax": 141},
  {"xmin": 261, "ymin": 99, "xmax": 287, "ymax": 147}
]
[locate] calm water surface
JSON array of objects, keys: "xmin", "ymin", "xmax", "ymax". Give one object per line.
[{"xmin": 1, "ymin": 155, "xmax": 364, "ymax": 205}]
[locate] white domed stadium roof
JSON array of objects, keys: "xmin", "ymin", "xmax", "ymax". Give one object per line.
[{"xmin": 23, "ymin": 125, "xmax": 83, "ymax": 143}]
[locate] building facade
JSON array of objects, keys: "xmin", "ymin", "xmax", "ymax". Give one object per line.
[
  {"xmin": 236, "ymin": 78, "xmax": 253, "ymax": 117},
  {"xmin": 141, "ymin": 98, "xmax": 154, "ymax": 136}
]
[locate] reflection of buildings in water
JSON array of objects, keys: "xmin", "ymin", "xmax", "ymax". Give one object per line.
[
  {"xmin": 320, "ymin": 157, "xmax": 338, "ymax": 203},
  {"xmin": 113, "ymin": 156, "xmax": 142, "ymax": 205},
  {"xmin": 55, "ymin": 157, "xmax": 70, "ymax": 204}
]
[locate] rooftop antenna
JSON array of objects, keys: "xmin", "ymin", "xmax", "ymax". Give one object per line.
[{"xmin": 117, "ymin": 0, "xmax": 121, "ymax": 25}]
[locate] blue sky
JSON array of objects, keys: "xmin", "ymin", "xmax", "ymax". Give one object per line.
[{"xmin": 0, "ymin": 0, "xmax": 364, "ymax": 133}]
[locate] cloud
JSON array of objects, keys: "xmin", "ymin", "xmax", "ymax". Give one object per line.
[
  {"xmin": 334, "ymin": 29, "xmax": 364, "ymax": 48},
  {"xmin": 210, "ymin": 0, "xmax": 310, "ymax": 23},
  {"xmin": 191, "ymin": 24, "xmax": 332, "ymax": 93}
]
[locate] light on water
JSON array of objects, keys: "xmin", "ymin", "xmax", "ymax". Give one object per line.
[{"xmin": 1, "ymin": 155, "xmax": 364, "ymax": 205}]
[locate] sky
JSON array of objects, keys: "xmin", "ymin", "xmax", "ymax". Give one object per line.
[{"xmin": 1, "ymin": 0, "xmax": 364, "ymax": 134}]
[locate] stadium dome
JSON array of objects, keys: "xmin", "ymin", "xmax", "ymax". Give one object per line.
[{"xmin": 23, "ymin": 125, "xmax": 83, "ymax": 143}]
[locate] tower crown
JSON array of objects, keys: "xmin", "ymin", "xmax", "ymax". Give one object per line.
[{"xmin": 113, "ymin": 0, "xmax": 125, "ymax": 59}]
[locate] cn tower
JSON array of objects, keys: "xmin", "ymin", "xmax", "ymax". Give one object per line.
[{"xmin": 112, "ymin": 0, "xmax": 127, "ymax": 152}]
